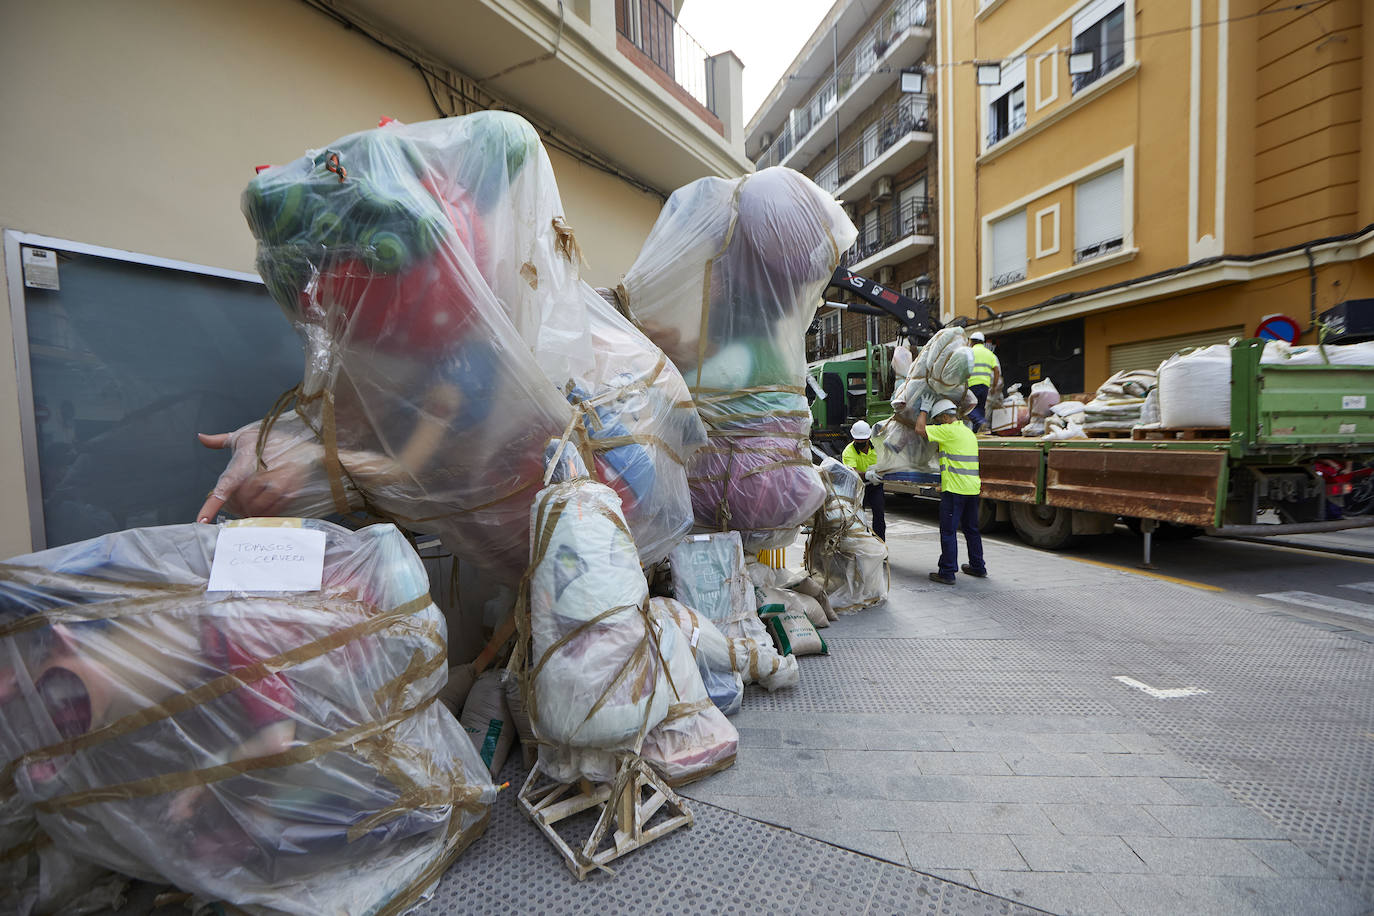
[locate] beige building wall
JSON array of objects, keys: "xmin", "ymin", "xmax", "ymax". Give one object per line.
[
  {"xmin": 940, "ymin": 0, "xmax": 1371, "ymax": 390},
  {"xmin": 0, "ymin": 0, "xmax": 693, "ymax": 557}
]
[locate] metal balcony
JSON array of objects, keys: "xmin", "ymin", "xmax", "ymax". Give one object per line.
[
  {"xmin": 753, "ymin": 0, "xmax": 930, "ymax": 171},
  {"xmin": 616, "ymin": 0, "xmax": 713, "ymax": 112},
  {"xmin": 831, "ymin": 93, "xmax": 932, "ymax": 200},
  {"xmin": 845, "ymin": 195, "xmax": 936, "ymax": 274}
]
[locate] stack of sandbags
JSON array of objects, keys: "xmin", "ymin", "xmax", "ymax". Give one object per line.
[
  {"xmin": 669, "ymin": 532, "xmax": 800, "ymax": 691},
  {"xmin": 206, "ymin": 111, "xmax": 706, "ymax": 592},
  {"xmin": 1262, "ymin": 340, "xmax": 1374, "ymax": 365},
  {"xmin": 1044, "ymin": 400, "xmax": 1087, "ymax": 434},
  {"xmin": 1158, "ymin": 345, "xmax": 1232, "ymax": 429},
  {"xmin": 805, "ymin": 458, "xmax": 889, "ymax": 613},
  {"xmin": 1078, "ymin": 369, "xmax": 1156, "ymax": 432},
  {"xmin": 0, "ymin": 520, "xmax": 495, "ymax": 916},
  {"xmin": 620, "ymin": 167, "xmax": 857, "ymax": 553}
]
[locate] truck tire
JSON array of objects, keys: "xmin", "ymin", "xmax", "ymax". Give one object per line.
[
  {"xmin": 1009, "ymin": 503, "xmax": 1078, "ymax": 550},
  {"xmin": 978, "ymin": 498, "xmax": 1006, "ymax": 533}
]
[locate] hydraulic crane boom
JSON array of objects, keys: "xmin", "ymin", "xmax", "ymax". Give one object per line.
[{"xmin": 822, "ymin": 266, "xmax": 940, "ymax": 344}]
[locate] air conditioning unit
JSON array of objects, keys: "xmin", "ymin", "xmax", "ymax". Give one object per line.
[
  {"xmin": 877, "ymin": 266, "xmax": 896, "ymax": 287},
  {"xmin": 873, "ymin": 176, "xmax": 894, "ymax": 202}
]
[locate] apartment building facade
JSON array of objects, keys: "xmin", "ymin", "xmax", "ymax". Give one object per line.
[
  {"xmin": 746, "ymin": 0, "xmax": 937, "ymax": 367},
  {"xmin": 940, "ymin": 0, "xmax": 1373, "ymax": 397},
  {"xmin": 0, "ymin": 0, "xmax": 750, "ymax": 557}
]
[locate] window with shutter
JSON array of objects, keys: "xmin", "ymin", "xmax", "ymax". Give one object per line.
[
  {"xmin": 989, "ymin": 210, "xmax": 1027, "ymax": 289},
  {"xmin": 986, "ymin": 58, "xmax": 1027, "ymax": 147},
  {"xmin": 1074, "ymin": 166, "xmax": 1125, "ymax": 262},
  {"xmin": 1072, "ymin": 2, "xmax": 1126, "ymax": 92},
  {"xmin": 899, "ymin": 179, "xmax": 928, "ymax": 235}
]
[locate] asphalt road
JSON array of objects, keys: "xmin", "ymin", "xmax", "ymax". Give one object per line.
[{"xmin": 884, "ymin": 494, "xmax": 1374, "ymax": 637}]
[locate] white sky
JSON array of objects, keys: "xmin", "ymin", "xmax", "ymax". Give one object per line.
[{"xmin": 677, "ymin": 0, "xmax": 838, "ymax": 122}]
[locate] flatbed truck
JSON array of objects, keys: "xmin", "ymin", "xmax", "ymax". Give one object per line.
[{"xmin": 878, "ymin": 339, "xmax": 1374, "ymax": 560}]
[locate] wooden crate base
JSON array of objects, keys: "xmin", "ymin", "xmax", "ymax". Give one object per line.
[
  {"xmin": 1131, "ymin": 427, "xmax": 1229, "ymax": 441},
  {"xmin": 518, "ymin": 756, "xmax": 693, "ymax": 880},
  {"xmin": 1083, "ymin": 428, "xmax": 1134, "ymax": 438}
]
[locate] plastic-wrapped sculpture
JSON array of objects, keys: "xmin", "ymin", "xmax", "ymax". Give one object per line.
[
  {"xmin": 654, "ymin": 597, "xmax": 743, "ymax": 715},
  {"xmin": 202, "ymin": 113, "xmax": 702, "ymax": 579},
  {"xmin": 620, "ymin": 168, "xmax": 857, "ymax": 551},
  {"xmin": 0, "ymin": 520, "xmax": 495, "ymax": 916},
  {"xmin": 641, "ymin": 609, "xmax": 738, "ymax": 786},
  {"xmin": 668, "ymin": 532, "xmax": 799, "ymax": 691},
  {"xmin": 520, "ymin": 477, "xmax": 669, "ymax": 783},
  {"xmin": 806, "ymin": 458, "xmax": 889, "ymax": 613}
]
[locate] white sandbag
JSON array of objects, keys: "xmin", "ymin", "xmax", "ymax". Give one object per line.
[
  {"xmin": 438, "ymin": 661, "xmax": 477, "ymax": 716},
  {"xmin": 759, "ymin": 585, "xmax": 829, "ymax": 629},
  {"xmin": 1263, "ymin": 340, "xmax": 1374, "ymax": 365},
  {"xmin": 641, "ymin": 617, "xmax": 739, "ymax": 786},
  {"xmin": 1139, "ymin": 387, "xmax": 1160, "ymax": 426},
  {"xmin": 759, "ymin": 603, "xmax": 828, "ymax": 656},
  {"xmin": 652, "ymin": 597, "xmax": 743, "ymax": 715},
  {"xmin": 459, "ymin": 670, "xmax": 514, "ymax": 777},
  {"xmin": 1049, "ymin": 400, "xmax": 1087, "ymax": 419},
  {"xmin": 668, "ymin": 533, "xmax": 799, "ymax": 691},
  {"xmin": 500, "ymin": 665, "xmax": 534, "ymax": 745},
  {"xmin": 526, "ymin": 479, "xmax": 668, "ymax": 783},
  {"xmin": 1044, "ymin": 421, "xmax": 1089, "ymax": 440},
  {"xmin": 1158, "ymin": 345, "xmax": 1232, "ymax": 428},
  {"xmin": 790, "ymin": 576, "xmax": 838, "ymax": 622}
]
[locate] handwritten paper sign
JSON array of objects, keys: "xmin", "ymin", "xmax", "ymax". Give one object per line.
[{"xmin": 206, "ymin": 526, "xmax": 326, "ymax": 593}]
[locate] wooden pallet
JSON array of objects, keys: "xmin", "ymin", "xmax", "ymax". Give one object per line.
[
  {"xmin": 518, "ymin": 756, "xmax": 693, "ymax": 880},
  {"xmin": 1083, "ymin": 428, "xmax": 1134, "ymax": 438},
  {"xmin": 1131, "ymin": 426, "xmax": 1230, "ymax": 441}
]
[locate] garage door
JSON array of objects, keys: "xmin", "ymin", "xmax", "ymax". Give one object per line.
[{"xmin": 1108, "ymin": 326, "xmax": 1245, "ymax": 374}]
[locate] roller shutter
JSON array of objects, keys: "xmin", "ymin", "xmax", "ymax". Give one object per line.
[{"xmin": 1108, "ymin": 326, "xmax": 1245, "ymax": 374}]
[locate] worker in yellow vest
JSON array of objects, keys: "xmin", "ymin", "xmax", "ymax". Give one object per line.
[
  {"xmin": 916, "ymin": 399, "xmax": 986, "ymax": 584},
  {"xmin": 841, "ymin": 420, "xmax": 884, "ymax": 540},
  {"xmin": 968, "ymin": 331, "xmax": 1000, "ymax": 430}
]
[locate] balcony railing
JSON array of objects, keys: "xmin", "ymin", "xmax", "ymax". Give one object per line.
[
  {"xmin": 616, "ymin": 0, "xmax": 713, "ymax": 112},
  {"xmin": 844, "ymin": 195, "xmax": 936, "ymax": 266},
  {"xmin": 829, "ymin": 93, "xmax": 930, "ymax": 192},
  {"xmin": 986, "ymin": 109, "xmax": 1026, "ymax": 148},
  {"xmin": 754, "ymin": 0, "xmax": 929, "ymax": 170},
  {"xmin": 1073, "ymin": 236, "xmax": 1125, "ymax": 264},
  {"xmin": 1071, "ymin": 49, "xmax": 1126, "ymax": 93}
]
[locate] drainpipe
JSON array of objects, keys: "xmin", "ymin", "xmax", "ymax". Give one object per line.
[{"xmin": 1305, "ymin": 246, "xmax": 1317, "ymax": 336}]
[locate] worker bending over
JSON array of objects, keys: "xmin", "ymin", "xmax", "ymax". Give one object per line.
[
  {"xmin": 915, "ymin": 399, "xmax": 986, "ymax": 584},
  {"xmin": 967, "ymin": 331, "xmax": 1000, "ymax": 430},
  {"xmin": 842, "ymin": 420, "xmax": 885, "ymax": 541}
]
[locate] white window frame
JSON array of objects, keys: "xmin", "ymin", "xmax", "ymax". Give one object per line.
[
  {"xmin": 983, "ymin": 56, "xmax": 1027, "ymax": 150},
  {"xmin": 1035, "ymin": 203, "xmax": 1061, "ymax": 258},
  {"xmin": 986, "ymin": 208, "xmax": 1028, "ymax": 291}
]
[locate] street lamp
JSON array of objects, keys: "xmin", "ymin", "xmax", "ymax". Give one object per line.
[{"xmin": 913, "ymin": 273, "xmax": 931, "ymax": 304}]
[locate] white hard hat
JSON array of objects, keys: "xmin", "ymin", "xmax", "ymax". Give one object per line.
[
  {"xmin": 969, "ymin": 330, "xmax": 986, "ymax": 342},
  {"xmin": 850, "ymin": 420, "xmax": 873, "ymax": 440},
  {"xmin": 930, "ymin": 398, "xmax": 958, "ymax": 417}
]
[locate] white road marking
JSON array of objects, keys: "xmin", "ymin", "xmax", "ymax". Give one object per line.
[
  {"xmin": 1258, "ymin": 590, "xmax": 1374, "ymax": 623},
  {"xmin": 1113, "ymin": 676, "xmax": 1208, "ymax": 699},
  {"xmin": 1339, "ymin": 581, "xmax": 1374, "ymax": 595}
]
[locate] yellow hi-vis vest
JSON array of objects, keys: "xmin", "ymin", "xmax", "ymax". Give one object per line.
[
  {"xmin": 969, "ymin": 343, "xmax": 999, "ymax": 388},
  {"xmin": 925, "ymin": 422, "xmax": 981, "ymax": 495}
]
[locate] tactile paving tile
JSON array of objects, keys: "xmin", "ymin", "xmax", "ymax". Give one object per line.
[{"xmin": 411, "ymin": 761, "xmax": 1048, "ymax": 915}]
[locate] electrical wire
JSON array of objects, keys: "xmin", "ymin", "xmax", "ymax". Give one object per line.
[
  {"xmin": 295, "ymin": 0, "xmax": 667, "ymax": 200},
  {"xmin": 786, "ymin": 0, "xmax": 1345, "ymax": 79}
]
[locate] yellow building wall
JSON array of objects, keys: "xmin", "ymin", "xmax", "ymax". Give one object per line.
[{"xmin": 0, "ymin": 0, "xmax": 666, "ymax": 557}]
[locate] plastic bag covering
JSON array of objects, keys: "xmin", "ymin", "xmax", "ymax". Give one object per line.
[
  {"xmin": 1262, "ymin": 340, "xmax": 1374, "ymax": 365},
  {"xmin": 654, "ymin": 598, "xmax": 743, "ymax": 716},
  {"xmin": 1027, "ymin": 378, "xmax": 1061, "ymax": 418},
  {"xmin": 911, "ymin": 327, "xmax": 972, "ymax": 399},
  {"xmin": 891, "ymin": 343, "xmax": 913, "ymax": 379},
  {"xmin": 668, "ymin": 533, "xmax": 799, "ymax": 691},
  {"xmin": 524, "ymin": 479, "xmax": 668, "ymax": 784},
  {"xmin": 620, "ymin": 168, "xmax": 858, "ymax": 551},
  {"xmin": 230, "ymin": 113, "xmax": 698, "ymax": 582},
  {"xmin": 641, "ymin": 613, "xmax": 738, "ymax": 786},
  {"xmin": 806, "ymin": 460, "xmax": 889, "ymax": 613},
  {"xmin": 0, "ymin": 520, "xmax": 495, "ymax": 916},
  {"xmin": 1158, "ymin": 345, "xmax": 1232, "ymax": 429}
]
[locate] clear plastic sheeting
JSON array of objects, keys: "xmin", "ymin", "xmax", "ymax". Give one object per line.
[
  {"xmin": 620, "ymin": 168, "xmax": 857, "ymax": 552},
  {"xmin": 911, "ymin": 327, "xmax": 972, "ymax": 399},
  {"xmin": 523, "ymin": 479, "xmax": 668, "ymax": 784},
  {"xmin": 1261, "ymin": 340, "xmax": 1374, "ymax": 365},
  {"xmin": 654, "ymin": 598, "xmax": 743, "ymax": 716},
  {"xmin": 0, "ymin": 520, "xmax": 495, "ymax": 916},
  {"xmin": 668, "ymin": 533, "xmax": 799, "ymax": 691},
  {"xmin": 806, "ymin": 459, "xmax": 889, "ymax": 613},
  {"xmin": 641, "ymin": 613, "xmax": 738, "ymax": 786},
  {"xmin": 214, "ymin": 112, "xmax": 701, "ymax": 582}
]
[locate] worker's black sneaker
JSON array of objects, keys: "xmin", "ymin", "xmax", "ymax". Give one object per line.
[
  {"xmin": 928, "ymin": 572, "xmax": 956, "ymax": 585},
  {"xmin": 961, "ymin": 564, "xmax": 988, "ymax": 578}
]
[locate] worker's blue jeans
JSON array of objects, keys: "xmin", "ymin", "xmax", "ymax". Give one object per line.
[
  {"xmin": 969, "ymin": 384, "xmax": 990, "ymax": 428},
  {"xmin": 938, "ymin": 491, "xmax": 985, "ymax": 578}
]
